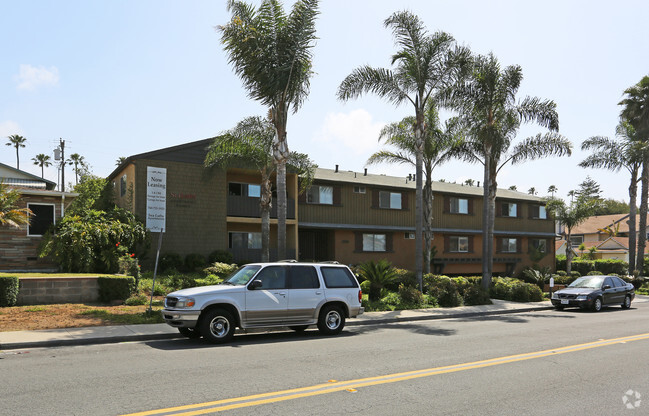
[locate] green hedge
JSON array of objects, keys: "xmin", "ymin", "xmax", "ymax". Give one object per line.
[
  {"xmin": 490, "ymin": 277, "xmax": 543, "ymax": 302},
  {"xmin": 0, "ymin": 276, "xmax": 19, "ymax": 307},
  {"xmin": 556, "ymin": 257, "xmax": 628, "ymax": 276},
  {"xmin": 97, "ymin": 276, "xmax": 136, "ymax": 303}
]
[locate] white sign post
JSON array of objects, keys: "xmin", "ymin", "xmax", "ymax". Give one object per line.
[{"xmin": 146, "ymin": 167, "xmax": 167, "ymax": 312}]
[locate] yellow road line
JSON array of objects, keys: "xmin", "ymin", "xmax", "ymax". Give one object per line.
[{"xmin": 122, "ymin": 332, "xmax": 649, "ymax": 416}]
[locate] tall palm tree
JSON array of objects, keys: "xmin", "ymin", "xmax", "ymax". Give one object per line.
[
  {"xmin": 446, "ymin": 53, "xmax": 572, "ymax": 289},
  {"xmin": 115, "ymin": 156, "xmax": 127, "ymax": 166},
  {"xmin": 546, "ymin": 196, "xmax": 597, "ymax": 274},
  {"xmin": 32, "ymin": 153, "xmax": 52, "ymax": 178},
  {"xmin": 0, "ymin": 182, "xmax": 32, "ymax": 228},
  {"xmin": 547, "ymin": 185, "xmax": 557, "ymax": 197},
  {"xmin": 219, "ymin": 0, "xmax": 319, "ymax": 260},
  {"xmin": 528, "ymin": 187, "xmax": 537, "ymax": 195},
  {"xmin": 205, "ymin": 116, "xmax": 315, "ymax": 262},
  {"xmin": 619, "ymin": 75, "xmax": 649, "ymax": 274},
  {"xmin": 337, "ymin": 10, "xmax": 470, "ymax": 291},
  {"xmin": 579, "ymin": 120, "xmax": 643, "ymax": 274},
  {"xmin": 367, "ymin": 104, "xmax": 459, "ymax": 274},
  {"xmin": 6, "ymin": 135, "xmax": 27, "ymax": 170},
  {"xmin": 66, "ymin": 153, "xmax": 86, "ymax": 185}
]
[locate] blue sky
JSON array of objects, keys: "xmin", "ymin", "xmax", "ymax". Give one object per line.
[{"xmin": 2, "ymin": 0, "xmax": 648, "ymax": 201}]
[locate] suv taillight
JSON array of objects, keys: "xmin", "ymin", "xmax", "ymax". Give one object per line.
[{"xmin": 358, "ymin": 289, "xmax": 362, "ymax": 303}]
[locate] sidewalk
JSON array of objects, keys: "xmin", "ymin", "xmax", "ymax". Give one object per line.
[{"xmin": 0, "ymin": 299, "xmax": 553, "ymax": 350}]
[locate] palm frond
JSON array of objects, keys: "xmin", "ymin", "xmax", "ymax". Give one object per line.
[{"xmin": 507, "ymin": 132, "xmax": 572, "ymax": 166}]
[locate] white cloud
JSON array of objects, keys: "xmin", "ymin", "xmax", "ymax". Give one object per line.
[
  {"xmin": 15, "ymin": 64, "xmax": 59, "ymax": 90},
  {"xmin": 313, "ymin": 109, "xmax": 385, "ymax": 154},
  {"xmin": 0, "ymin": 121, "xmax": 23, "ymax": 137}
]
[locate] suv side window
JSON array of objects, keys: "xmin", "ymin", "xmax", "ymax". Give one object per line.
[
  {"xmin": 321, "ymin": 267, "xmax": 358, "ymax": 288},
  {"xmin": 289, "ymin": 266, "xmax": 320, "ymax": 289},
  {"xmin": 251, "ymin": 266, "xmax": 287, "ymax": 289}
]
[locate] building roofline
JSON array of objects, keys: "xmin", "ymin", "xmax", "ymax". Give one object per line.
[{"xmin": 0, "ymin": 162, "xmax": 57, "ymax": 190}]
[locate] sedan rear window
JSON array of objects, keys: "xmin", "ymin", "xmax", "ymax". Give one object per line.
[{"xmin": 321, "ymin": 267, "xmax": 358, "ymax": 288}]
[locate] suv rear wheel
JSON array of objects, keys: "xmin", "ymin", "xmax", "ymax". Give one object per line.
[
  {"xmin": 200, "ymin": 309, "xmax": 236, "ymax": 343},
  {"xmin": 317, "ymin": 305, "xmax": 345, "ymax": 335}
]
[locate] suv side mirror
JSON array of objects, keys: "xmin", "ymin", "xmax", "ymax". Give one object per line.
[{"xmin": 249, "ymin": 280, "xmax": 263, "ymax": 290}]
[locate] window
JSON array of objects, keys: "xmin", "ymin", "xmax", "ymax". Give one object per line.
[
  {"xmin": 248, "ymin": 184, "xmax": 261, "ymax": 198},
  {"xmin": 502, "ymin": 202, "xmax": 517, "ymax": 217},
  {"xmin": 570, "ymin": 235, "xmax": 584, "ymax": 245},
  {"xmin": 353, "ymin": 186, "xmax": 366, "ymax": 194},
  {"xmin": 501, "ymin": 238, "xmax": 518, "ymax": 253},
  {"xmin": 404, "ymin": 232, "xmax": 415, "ymax": 239},
  {"xmin": 450, "ymin": 197, "xmax": 469, "ymax": 214},
  {"xmin": 229, "ymin": 183, "xmax": 243, "ymax": 196},
  {"xmin": 530, "ymin": 239, "xmax": 547, "ymax": 253},
  {"xmin": 321, "ymin": 267, "xmax": 358, "ymax": 288},
  {"xmin": 252, "ymin": 266, "xmax": 287, "ymax": 290},
  {"xmin": 379, "ymin": 191, "xmax": 401, "ymax": 209},
  {"xmin": 120, "ymin": 175, "xmax": 127, "ymax": 197},
  {"xmin": 289, "ymin": 266, "xmax": 320, "ymax": 289},
  {"xmin": 229, "ymin": 183, "xmax": 261, "ymax": 198},
  {"xmin": 229, "ymin": 232, "xmax": 262, "ymax": 249},
  {"xmin": 363, "ymin": 233, "xmax": 386, "ymax": 252},
  {"xmin": 307, "ymin": 185, "xmax": 333, "ymax": 205},
  {"xmin": 27, "ymin": 204, "xmax": 55, "ymax": 236},
  {"xmin": 449, "ymin": 236, "xmax": 469, "ymax": 253},
  {"xmin": 530, "ymin": 205, "xmax": 547, "ymax": 219}
]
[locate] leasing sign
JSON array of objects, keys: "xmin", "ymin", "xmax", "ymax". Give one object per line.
[{"xmin": 146, "ymin": 166, "xmax": 166, "ymax": 232}]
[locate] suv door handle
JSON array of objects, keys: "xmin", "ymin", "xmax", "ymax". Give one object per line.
[
  {"xmin": 274, "ymin": 292, "xmax": 287, "ymax": 296},
  {"xmin": 315, "ymin": 291, "xmax": 322, "ymax": 295}
]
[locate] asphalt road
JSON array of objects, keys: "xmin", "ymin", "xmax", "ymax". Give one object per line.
[{"xmin": 2, "ymin": 298, "xmax": 648, "ymax": 416}]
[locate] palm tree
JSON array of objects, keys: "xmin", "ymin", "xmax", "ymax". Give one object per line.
[
  {"xmin": 6, "ymin": 135, "xmax": 27, "ymax": 170},
  {"xmin": 219, "ymin": 0, "xmax": 319, "ymax": 260},
  {"xmin": 547, "ymin": 196, "xmax": 597, "ymax": 274},
  {"xmin": 579, "ymin": 120, "xmax": 643, "ymax": 274},
  {"xmin": 446, "ymin": 53, "xmax": 572, "ymax": 290},
  {"xmin": 32, "ymin": 154, "xmax": 52, "ymax": 178},
  {"xmin": 508, "ymin": 185, "xmax": 517, "ymax": 191},
  {"xmin": 367, "ymin": 104, "xmax": 459, "ymax": 274},
  {"xmin": 464, "ymin": 179, "xmax": 475, "ymax": 186},
  {"xmin": 115, "ymin": 156, "xmax": 127, "ymax": 166},
  {"xmin": 205, "ymin": 116, "xmax": 315, "ymax": 262},
  {"xmin": 337, "ymin": 11, "xmax": 470, "ymax": 291},
  {"xmin": 66, "ymin": 153, "xmax": 86, "ymax": 185},
  {"xmin": 528, "ymin": 187, "xmax": 537, "ymax": 195},
  {"xmin": 619, "ymin": 75, "xmax": 649, "ymax": 275},
  {"xmin": 356, "ymin": 259, "xmax": 399, "ymax": 301},
  {"xmin": 547, "ymin": 185, "xmax": 557, "ymax": 197},
  {"xmin": 0, "ymin": 182, "xmax": 32, "ymax": 228}
]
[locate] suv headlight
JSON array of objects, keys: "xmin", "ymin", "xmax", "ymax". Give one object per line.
[{"xmin": 175, "ymin": 297, "xmax": 196, "ymax": 308}]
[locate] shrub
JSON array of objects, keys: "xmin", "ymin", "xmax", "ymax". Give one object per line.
[
  {"xmin": 184, "ymin": 253, "xmax": 207, "ymax": 272},
  {"xmin": 555, "ymin": 270, "xmax": 567, "ymax": 276},
  {"xmin": 556, "ymin": 255, "xmax": 566, "ymax": 271},
  {"xmin": 587, "ymin": 270, "xmax": 603, "ymax": 276},
  {"xmin": 139, "ymin": 278, "xmax": 170, "ymax": 296},
  {"xmin": 168, "ymin": 273, "xmax": 197, "ymax": 290},
  {"xmin": 463, "ymin": 286, "xmax": 492, "ymax": 306},
  {"xmin": 125, "ymin": 294, "xmax": 148, "ymax": 306},
  {"xmin": 203, "ymin": 262, "xmax": 238, "ymax": 278},
  {"xmin": 208, "ymin": 250, "xmax": 234, "ymax": 264},
  {"xmin": 593, "ymin": 259, "xmax": 628, "ymax": 275},
  {"xmin": 571, "ymin": 260, "xmax": 594, "ymax": 276},
  {"xmin": 490, "ymin": 277, "xmax": 543, "ymax": 302},
  {"xmin": 398, "ymin": 284, "xmax": 424, "ymax": 306},
  {"xmin": 426, "ymin": 275, "xmax": 462, "ymax": 307},
  {"xmin": 356, "ymin": 260, "xmax": 399, "ymax": 301},
  {"xmin": 195, "ymin": 275, "xmax": 224, "ymax": 286},
  {"xmin": 97, "ymin": 276, "xmax": 136, "ymax": 303},
  {"xmin": 521, "ymin": 266, "xmax": 552, "ymax": 290},
  {"xmin": 360, "ymin": 280, "xmax": 371, "ymax": 293},
  {"xmin": 0, "ymin": 276, "xmax": 19, "ymax": 307},
  {"xmin": 570, "ymin": 271, "xmax": 581, "ymax": 278},
  {"xmin": 390, "ymin": 268, "xmax": 418, "ymax": 290},
  {"xmin": 159, "ymin": 253, "xmax": 183, "ymax": 273},
  {"xmin": 551, "ymin": 274, "xmax": 578, "ymax": 285}
]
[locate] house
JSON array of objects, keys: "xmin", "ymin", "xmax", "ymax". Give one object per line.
[
  {"xmin": 0, "ymin": 163, "xmax": 76, "ymax": 271},
  {"xmin": 109, "ymin": 138, "xmax": 556, "ymax": 276}
]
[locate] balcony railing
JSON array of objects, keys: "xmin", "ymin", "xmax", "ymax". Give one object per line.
[{"xmin": 227, "ymin": 195, "xmax": 295, "ymax": 219}]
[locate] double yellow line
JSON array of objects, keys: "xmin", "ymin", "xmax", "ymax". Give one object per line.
[{"xmin": 123, "ymin": 332, "xmax": 649, "ymax": 416}]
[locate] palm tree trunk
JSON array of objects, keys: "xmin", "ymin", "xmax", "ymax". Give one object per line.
[
  {"xmin": 487, "ymin": 171, "xmax": 497, "ymax": 279},
  {"xmin": 423, "ymin": 170, "xmax": 433, "ymax": 275},
  {"xmin": 481, "ymin": 155, "xmax": 491, "ymax": 290},
  {"xmin": 260, "ymin": 169, "xmax": 272, "ymax": 263},
  {"xmin": 15, "ymin": 146, "xmax": 19, "ymax": 170},
  {"xmin": 565, "ymin": 228, "xmax": 574, "ymax": 274},
  {"xmin": 636, "ymin": 155, "xmax": 649, "ymax": 275},
  {"xmin": 414, "ymin": 113, "xmax": 424, "ymax": 292},
  {"xmin": 628, "ymin": 168, "xmax": 638, "ymax": 275},
  {"xmin": 272, "ymin": 107, "xmax": 290, "ymax": 261}
]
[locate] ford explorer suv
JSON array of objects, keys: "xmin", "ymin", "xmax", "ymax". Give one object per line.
[{"xmin": 162, "ymin": 262, "xmax": 364, "ymax": 343}]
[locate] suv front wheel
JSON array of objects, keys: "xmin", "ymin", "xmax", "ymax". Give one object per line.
[
  {"xmin": 200, "ymin": 309, "xmax": 236, "ymax": 343},
  {"xmin": 317, "ymin": 305, "xmax": 345, "ymax": 335}
]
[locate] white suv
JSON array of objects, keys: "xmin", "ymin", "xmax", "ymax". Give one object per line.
[{"xmin": 162, "ymin": 262, "xmax": 364, "ymax": 343}]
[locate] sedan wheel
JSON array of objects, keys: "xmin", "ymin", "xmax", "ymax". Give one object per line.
[
  {"xmin": 621, "ymin": 295, "xmax": 632, "ymax": 309},
  {"xmin": 592, "ymin": 297, "xmax": 603, "ymax": 312}
]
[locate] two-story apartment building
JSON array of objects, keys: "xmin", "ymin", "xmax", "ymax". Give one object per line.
[{"xmin": 109, "ymin": 139, "xmax": 556, "ymax": 275}]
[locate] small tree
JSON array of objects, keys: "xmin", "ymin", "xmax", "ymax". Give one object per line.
[
  {"xmin": 0, "ymin": 182, "xmax": 32, "ymax": 228},
  {"xmin": 357, "ymin": 260, "xmax": 399, "ymax": 301}
]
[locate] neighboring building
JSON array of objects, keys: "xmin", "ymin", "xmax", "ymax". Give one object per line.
[
  {"xmin": 0, "ymin": 163, "xmax": 76, "ymax": 271},
  {"xmin": 109, "ymin": 139, "xmax": 556, "ymax": 276}
]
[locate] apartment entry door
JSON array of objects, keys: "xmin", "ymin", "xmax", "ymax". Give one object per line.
[{"xmin": 298, "ymin": 229, "xmax": 333, "ymax": 262}]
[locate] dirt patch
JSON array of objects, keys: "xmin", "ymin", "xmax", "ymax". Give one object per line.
[{"xmin": 0, "ymin": 301, "xmax": 164, "ymax": 332}]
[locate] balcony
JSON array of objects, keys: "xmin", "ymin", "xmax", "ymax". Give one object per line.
[{"xmin": 227, "ymin": 195, "xmax": 295, "ymax": 219}]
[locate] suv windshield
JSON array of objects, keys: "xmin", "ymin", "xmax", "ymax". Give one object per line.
[
  {"xmin": 569, "ymin": 276, "xmax": 604, "ymax": 289},
  {"xmin": 224, "ymin": 265, "xmax": 261, "ymax": 285}
]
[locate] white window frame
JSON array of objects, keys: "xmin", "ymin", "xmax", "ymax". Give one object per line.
[
  {"xmin": 247, "ymin": 184, "xmax": 261, "ymax": 198},
  {"xmin": 404, "ymin": 232, "xmax": 415, "ymax": 239},
  {"xmin": 379, "ymin": 191, "xmax": 402, "ymax": 209},
  {"xmin": 501, "ymin": 238, "xmax": 518, "ymax": 253},
  {"xmin": 538, "ymin": 206, "xmax": 547, "ymax": 219},
  {"xmin": 307, "ymin": 185, "xmax": 333, "ymax": 205},
  {"xmin": 450, "ymin": 197, "xmax": 469, "ymax": 214},
  {"xmin": 449, "ymin": 236, "xmax": 469, "ymax": 253},
  {"xmin": 570, "ymin": 235, "xmax": 584, "ymax": 245},
  {"xmin": 503, "ymin": 202, "xmax": 518, "ymax": 217},
  {"xmin": 27, "ymin": 203, "xmax": 56, "ymax": 237},
  {"xmin": 363, "ymin": 233, "xmax": 386, "ymax": 252},
  {"xmin": 353, "ymin": 186, "xmax": 366, "ymax": 194}
]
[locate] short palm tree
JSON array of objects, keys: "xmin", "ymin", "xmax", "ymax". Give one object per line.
[
  {"xmin": 6, "ymin": 135, "xmax": 27, "ymax": 170},
  {"xmin": 580, "ymin": 120, "xmax": 644, "ymax": 274},
  {"xmin": 32, "ymin": 153, "xmax": 52, "ymax": 178},
  {"xmin": 357, "ymin": 259, "xmax": 399, "ymax": 301},
  {"xmin": 446, "ymin": 53, "xmax": 572, "ymax": 289},
  {"xmin": 0, "ymin": 182, "xmax": 32, "ymax": 228},
  {"xmin": 619, "ymin": 75, "xmax": 649, "ymax": 274},
  {"xmin": 219, "ymin": 0, "xmax": 319, "ymax": 260},
  {"xmin": 67, "ymin": 153, "xmax": 86, "ymax": 185},
  {"xmin": 337, "ymin": 10, "xmax": 470, "ymax": 291},
  {"xmin": 367, "ymin": 104, "xmax": 459, "ymax": 274},
  {"xmin": 205, "ymin": 116, "xmax": 315, "ymax": 262}
]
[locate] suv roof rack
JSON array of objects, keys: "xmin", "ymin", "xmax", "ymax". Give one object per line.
[
  {"xmin": 319, "ymin": 261, "xmax": 340, "ymax": 264},
  {"xmin": 276, "ymin": 259, "xmax": 298, "ymax": 263}
]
